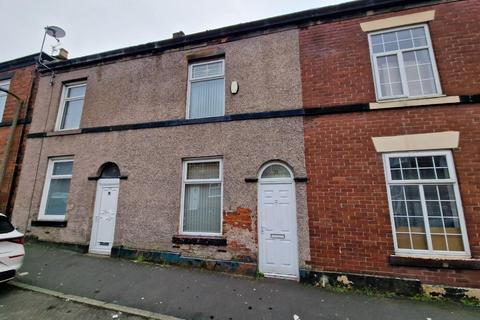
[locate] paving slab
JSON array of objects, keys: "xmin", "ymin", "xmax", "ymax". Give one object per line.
[
  {"xmin": 15, "ymin": 242, "xmax": 480, "ymax": 320},
  {"xmin": 0, "ymin": 284, "xmax": 144, "ymax": 320}
]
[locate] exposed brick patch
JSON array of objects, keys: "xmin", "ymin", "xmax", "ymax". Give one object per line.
[
  {"xmin": 223, "ymin": 207, "xmax": 253, "ymax": 231},
  {"xmin": 223, "ymin": 207, "xmax": 257, "ymax": 262},
  {"xmin": 172, "ymin": 208, "xmax": 258, "ymax": 262}
]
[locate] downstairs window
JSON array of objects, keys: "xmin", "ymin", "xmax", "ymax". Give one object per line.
[
  {"xmin": 383, "ymin": 151, "xmax": 470, "ymax": 257},
  {"xmin": 180, "ymin": 159, "xmax": 223, "ymax": 235}
]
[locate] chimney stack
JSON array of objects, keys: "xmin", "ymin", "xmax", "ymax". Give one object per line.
[
  {"xmin": 172, "ymin": 31, "xmax": 185, "ymax": 39},
  {"xmin": 55, "ymin": 48, "xmax": 69, "ymax": 60}
]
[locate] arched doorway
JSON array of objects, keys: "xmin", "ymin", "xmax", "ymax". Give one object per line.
[
  {"xmin": 257, "ymin": 162, "xmax": 299, "ymax": 279},
  {"xmin": 89, "ymin": 163, "xmax": 121, "ymax": 255}
]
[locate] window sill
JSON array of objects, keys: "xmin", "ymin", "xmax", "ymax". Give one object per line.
[
  {"xmin": 389, "ymin": 255, "xmax": 480, "ymax": 270},
  {"xmin": 46, "ymin": 129, "xmax": 82, "ymax": 137},
  {"xmin": 31, "ymin": 220, "xmax": 68, "ymax": 228},
  {"xmin": 172, "ymin": 235, "xmax": 227, "ymax": 246},
  {"xmin": 370, "ymin": 96, "xmax": 460, "ymax": 110}
]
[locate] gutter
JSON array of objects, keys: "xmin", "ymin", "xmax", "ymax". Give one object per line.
[
  {"xmin": 0, "ymin": 53, "xmax": 53, "ymax": 74},
  {"xmin": 39, "ymin": 0, "xmax": 444, "ymax": 73}
]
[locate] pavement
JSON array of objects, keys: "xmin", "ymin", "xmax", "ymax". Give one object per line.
[
  {"xmin": 7, "ymin": 242, "xmax": 479, "ymax": 320},
  {"xmin": 0, "ymin": 284, "xmax": 144, "ymax": 320}
]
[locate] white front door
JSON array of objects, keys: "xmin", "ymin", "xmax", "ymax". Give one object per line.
[
  {"xmin": 89, "ymin": 178, "xmax": 120, "ymax": 255},
  {"xmin": 258, "ymin": 181, "xmax": 299, "ymax": 279}
]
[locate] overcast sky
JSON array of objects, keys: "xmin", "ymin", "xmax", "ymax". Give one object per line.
[{"xmin": 0, "ymin": 0, "xmax": 351, "ymax": 62}]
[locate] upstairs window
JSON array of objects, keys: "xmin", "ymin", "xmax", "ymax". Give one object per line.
[
  {"xmin": 368, "ymin": 25, "xmax": 441, "ymax": 100},
  {"xmin": 56, "ymin": 82, "xmax": 87, "ymax": 130},
  {"xmin": 187, "ymin": 60, "xmax": 225, "ymax": 119},
  {"xmin": 383, "ymin": 151, "xmax": 470, "ymax": 257},
  {"xmin": 0, "ymin": 79, "xmax": 11, "ymax": 122}
]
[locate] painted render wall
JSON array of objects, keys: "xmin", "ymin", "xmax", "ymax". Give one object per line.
[
  {"xmin": 12, "ymin": 29, "xmax": 311, "ymax": 266},
  {"xmin": 29, "ymin": 29, "xmax": 302, "ymax": 132}
]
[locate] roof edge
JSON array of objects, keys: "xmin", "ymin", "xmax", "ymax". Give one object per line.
[
  {"xmin": 41, "ymin": 0, "xmax": 445, "ymax": 73},
  {"xmin": 0, "ymin": 52, "xmax": 54, "ymax": 73}
]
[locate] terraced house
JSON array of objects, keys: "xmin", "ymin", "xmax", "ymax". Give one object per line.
[
  {"xmin": 300, "ymin": 0, "xmax": 480, "ymax": 295},
  {"xmin": 11, "ymin": 0, "xmax": 480, "ymax": 295},
  {"xmin": 12, "ymin": 6, "xmax": 309, "ymax": 280},
  {"xmin": 0, "ymin": 53, "xmax": 53, "ymax": 218}
]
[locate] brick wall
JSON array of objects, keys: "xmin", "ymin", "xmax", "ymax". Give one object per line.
[
  {"xmin": 301, "ymin": 0, "xmax": 480, "ymax": 288},
  {"xmin": 300, "ymin": 0, "xmax": 480, "ymax": 107},
  {"xmin": 0, "ymin": 66, "xmax": 36, "ymax": 215},
  {"xmin": 304, "ymin": 105, "xmax": 480, "ymax": 288}
]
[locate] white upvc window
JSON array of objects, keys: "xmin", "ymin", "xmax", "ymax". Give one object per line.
[
  {"xmin": 368, "ymin": 24, "xmax": 442, "ymax": 101},
  {"xmin": 0, "ymin": 79, "xmax": 11, "ymax": 122},
  {"xmin": 180, "ymin": 159, "xmax": 223, "ymax": 236},
  {"xmin": 55, "ymin": 82, "xmax": 87, "ymax": 130},
  {"xmin": 186, "ymin": 60, "xmax": 225, "ymax": 119},
  {"xmin": 383, "ymin": 150, "xmax": 470, "ymax": 258},
  {"xmin": 38, "ymin": 158, "xmax": 74, "ymax": 221}
]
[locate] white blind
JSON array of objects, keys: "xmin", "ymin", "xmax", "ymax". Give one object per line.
[
  {"xmin": 60, "ymin": 84, "xmax": 86, "ymax": 130},
  {"xmin": 188, "ymin": 60, "xmax": 225, "ymax": 119},
  {"xmin": 183, "ymin": 183, "xmax": 221, "ymax": 233},
  {"xmin": 44, "ymin": 160, "xmax": 73, "ymax": 216},
  {"xmin": 189, "ymin": 78, "xmax": 224, "ymax": 119},
  {"xmin": 183, "ymin": 160, "xmax": 222, "ymax": 234}
]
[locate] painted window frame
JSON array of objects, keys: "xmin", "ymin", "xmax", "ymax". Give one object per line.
[
  {"xmin": 38, "ymin": 157, "xmax": 74, "ymax": 221},
  {"xmin": 186, "ymin": 59, "xmax": 225, "ymax": 119},
  {"xmin": 55, "ymin": 81, "xmax": 87, "ymax": 131},
  {"xmin": 258, "ymin": 161, "xmax": 294, "ymax": 183},
  {"xmin": 179, "ymin": 158, "xmax": 223, "ymax": 236},
  {"xmin": 0, "ymin": 79, "xmax": 11, "ymax": 122},
  {"xmin": 368, "ymin": 24, "xmax": 442, "ymax": 101},
  {"xmin": 383, "ymin": 150, "xmax": 470, "ymax": 258}
]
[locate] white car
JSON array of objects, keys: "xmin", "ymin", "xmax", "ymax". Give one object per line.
[{"xmin": 0, "ymin": 213, "xmax": 24, "ymax": 283}]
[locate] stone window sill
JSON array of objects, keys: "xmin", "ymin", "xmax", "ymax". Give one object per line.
[
  {"xmin": 370, "ymin": 96, "xmax": 460, "ymax": 110},
  {"xmin": 389, "ymin": 255, "xmax": 480, "ymax": 270},
  {"xmin": 31, "ymin": 220, "xmax": 68, "ymax": 228},
  {"xmin": 172, "ymin": 235, "xmax": 227, "ymax": 246}
]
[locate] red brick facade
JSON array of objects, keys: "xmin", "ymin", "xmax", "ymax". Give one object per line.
[
  {"xmin": 0, "ymin": 63, "xmax": 37, "ymax": 216},
  {"xmin": 300, "ymin": 0, "xmax": 480, "ymax": 288}
]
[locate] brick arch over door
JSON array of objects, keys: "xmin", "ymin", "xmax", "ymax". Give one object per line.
[{"xmin": 97, "ymin": 162, "xmax": 121, "ymax": 179}]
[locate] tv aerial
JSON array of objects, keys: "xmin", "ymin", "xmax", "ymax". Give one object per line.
[{"xmin": 37, "ymin": 25, "xmax": 66, "ymax": 84}]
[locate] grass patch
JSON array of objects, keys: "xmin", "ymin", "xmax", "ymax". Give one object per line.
[
  {"xmin": 459, "ymin": 297, "xmax": 480, "ymax": 308},
  {"xmin": 325, "ymin": 284, "xmax": 395, "ymax": 299},
  {"xmin": 254, "ymin": 269, "xmax": 264, "ymax": 280},
  {"xmin": 135, "ymin": 254, "xmax": 145, "ymax": 263},
  {"xmin": 326, "ymin": 284, "xmax": 479, "ymax": 308}
]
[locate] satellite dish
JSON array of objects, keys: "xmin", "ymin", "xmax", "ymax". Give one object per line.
[{"xmin": 46, "ymin": 26, "xmax": 66, "ymax": 39}]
